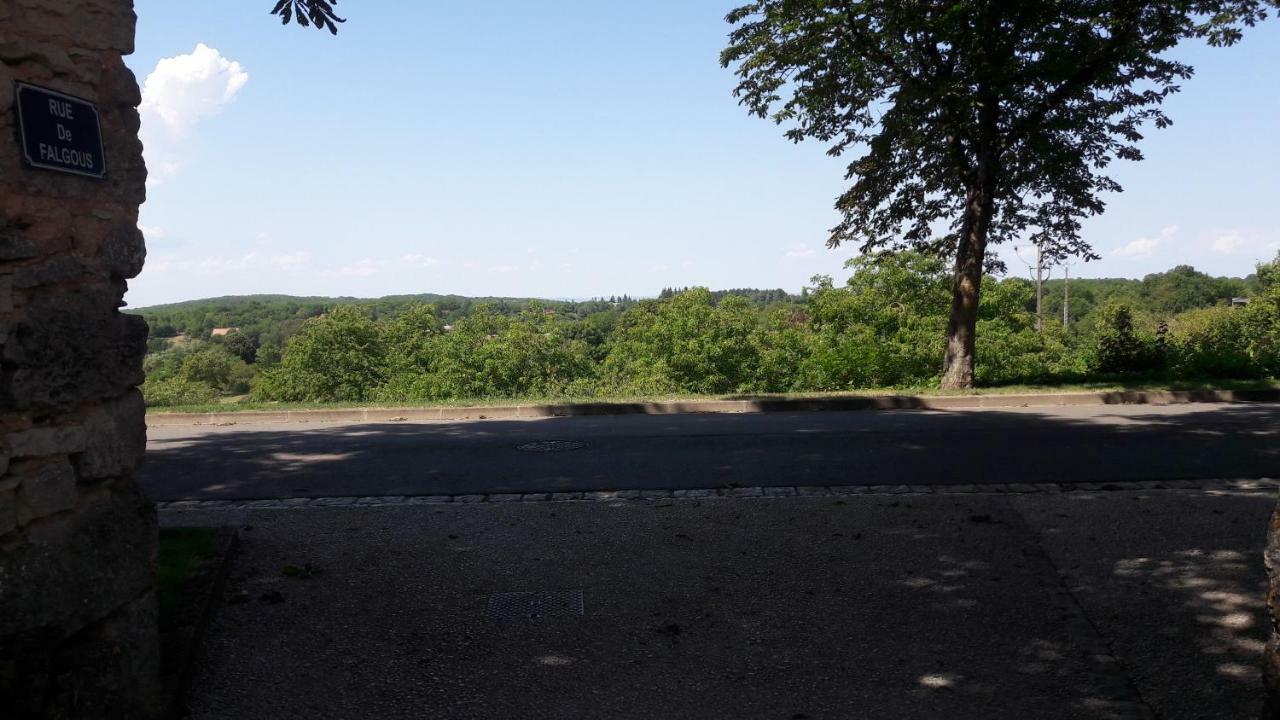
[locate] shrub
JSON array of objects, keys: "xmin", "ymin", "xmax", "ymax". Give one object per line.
[
  {"xmin": 253, "ymin": 306, "xmax": 387, "ymax": 402},
  {"xmin": 1166, "ymin": 306, "xmax": 1258, "ymax": 378},
  {"xmin": 143, "ymin": 377, "xmax": 218, "ymax": 407},
  {"xmin": 600, "ymin": 290, "xmax": 761, "ymax": 395},
  {"xmin": 1087, "ymin": 302, "xmax": 1158, "ymax": 375}
]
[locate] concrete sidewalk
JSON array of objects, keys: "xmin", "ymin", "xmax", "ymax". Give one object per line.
[{"xmin": 167, "ymin": 486, "xmax": 1274, "ymax": 719}]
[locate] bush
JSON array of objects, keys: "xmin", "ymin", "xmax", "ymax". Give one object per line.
[
  {"xmin": 252, "ymin": 306, "xmax": 387, "ymax": 402},
  {"xmin": 143, "ymin": 377, "xmax": 218, "ymax": 407},
  {"xmin": 181, "ymin": 348, "xmax": 255, "ymax": 394},
  {"xmin": 1087, "ymin": 302, "xmax": 1158, "ymax": 375},
  {"xmin": 800, "ymin": 254, "xmax": 949, "ymax": 389},
  {"xmin": 424, "ymin": 305, "xmax": 597, "ymax": 399},
  {"xmin": 600, "ymin": 290, "xmax": 762, "ymax": 395},
  {"xmin": 1166, "ymin": 306, "xmax": 1258, "ymax": 379},
  {"xmin": 1239, "ymin": 254, "xmax": 1280, "ymax": 376}
]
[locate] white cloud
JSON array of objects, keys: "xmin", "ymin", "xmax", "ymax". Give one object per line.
[
  {"xmin": 785, "ymin": 243, "xmax": 817, "ymax": 259},
  {"xmin": 141, "ymin": 44, "xmax": 248, "ymax": 134},
  {"xmin": 146, "ymin": 251, "xmax": 310, "ymax": 275},
  {"xmin": 1208, "ymin": 228, "xmax": 1280, "ymax": 257},
  {"xmin": 139, "ymin": 44, "xmax": 248, "ymax": 185},
  {"xmin": 139, "ymin": 224, "xmax": 167, "ymax": 239},
  {"xmin": 197, "ymin": 252, "xmax": 309, "ymax": 274},
  {"xmin": 1114, "ymin": 225, "xmax": 1177, "ymax": 259},
  {"xmin": 489, "ymin": 264, "xmax": 520, "ymax": 274},
  {"xmin": 324, "ymin": 259, "xmax": 383, "ymax": 277},
  {"xmin": 401, "ymin": 254, "xmax": 441, "ymax": 268}
]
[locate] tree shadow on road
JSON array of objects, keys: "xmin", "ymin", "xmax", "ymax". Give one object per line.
[{"xmin": 139, "ymin": 403, "xmax": 1278, "ymax": 501}]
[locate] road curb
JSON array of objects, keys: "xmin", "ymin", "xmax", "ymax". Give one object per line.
[
  {"xmin": 154, "ymin": 477, "xmax": 1280, "ymax": 512},
  {"xmin": 144, "ymin": 388, "xmax": 1280, "ymax": 427}
]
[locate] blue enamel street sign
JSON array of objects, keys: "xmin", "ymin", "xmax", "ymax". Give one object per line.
[{"xmin": 13, "ymin": 82, "xmax": 106, "ymax": 179}]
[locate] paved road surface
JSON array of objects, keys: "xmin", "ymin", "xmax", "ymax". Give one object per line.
[
  {"xmin": 174, "ymin": 487, "xmax": 1275, "ymax": 719},
  {"xmin": 139, "ymin": 402, "xmax": 1280, "ymax": 501}
]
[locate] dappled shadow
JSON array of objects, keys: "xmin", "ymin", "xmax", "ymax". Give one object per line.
[
  {"xmin": 1025, "ymin": 490, "xmax": 1276, "ymax": 719},
  {"xmin": 162, "ymin": 404, "xmax": 1280, "ymax": 718},
  {"xmin": 183, "ymin": 486, "xmax": 1278, "ymax": 718},
  {"xmin": 139, "ymin": 402, "xmax": 1279, "ymax": 501}
]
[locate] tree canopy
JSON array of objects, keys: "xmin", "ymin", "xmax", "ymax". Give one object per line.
[{"xmin": 721, "ymin": 0, "xmax": 1276, "ymax": 387}]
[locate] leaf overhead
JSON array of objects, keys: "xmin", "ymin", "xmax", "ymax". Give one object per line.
[
  {"xmin": 720, "ymin": 0, "xmax": 1278, "ymax": 265},
  {"xmin": 270, "ymin": 0, "xmax": 345, "ymax": 35}
]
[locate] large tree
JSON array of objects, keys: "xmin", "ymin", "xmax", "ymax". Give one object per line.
[{"xmin": 721, "ymin": 1, "xmax": 1276, "ymax": 388}]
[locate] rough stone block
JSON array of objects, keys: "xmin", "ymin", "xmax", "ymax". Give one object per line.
[
  {"xmin": 74, "ymin": 388, "xmax": 145, "ymax": 480},
  {"xmin": 1264, "ymin": 500, "xmax": 1280, "ymax": 713},
  {"xmin": 0, "ymin": 588, "xmax": 161, "ymax": 719},
  {"xmin": 5, "ymin": 425, "xmax": 86, "ymax": 458},
  {"xmin": 13, "ymin": 458, "xmax": 76, "ymax": 525},
  {"xmin": 11, "ymin": 255, "xmax": 84, "ymax": 289},
  {"xmin": 0, "ymin": 274, "xmax": 12, "ymax": 313},
  {"xmin": 94, "ymin": 221, "xmax": 146, "ymax": 279},
  {"xmin": 0, "ymin": 477, "xmax": 16, "ymax": 536},
  {"xmin": 0, "ymin": 478, "xmax": 156, "ymax": 638},
  {"xmin": 1, "ymin": 286, "xmax": 147, "ymax": 410},
  {"xmin": 0, "ymin": 219, "xmax": 38, "ymax": 261}
]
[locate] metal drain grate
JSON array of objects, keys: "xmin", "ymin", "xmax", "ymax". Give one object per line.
[
  {"xmin": 516, "ymin": 440, "xmax": 585, "ymax": 453},
  {"xmin": 484, "ymin": 591, "xmax": 585, "ymax": 621}
]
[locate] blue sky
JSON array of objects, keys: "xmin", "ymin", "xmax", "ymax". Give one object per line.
[{"xmin": 127, "ymin": 2, "xmax": 1280, "ymax": 308}]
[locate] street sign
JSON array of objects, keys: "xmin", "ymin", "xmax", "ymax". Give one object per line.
[{"xmin": 13, "ymin": 82, "xmax": 106, "ymax": 179}]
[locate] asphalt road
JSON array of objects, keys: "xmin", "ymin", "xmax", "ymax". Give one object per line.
[
  {"xmin": 180, "ymin": 490, "xmax": 1277, "ymax": 719},
  {"xmin": 138, "ymin": 402, "xmax": 1280, "ymax": 501}
]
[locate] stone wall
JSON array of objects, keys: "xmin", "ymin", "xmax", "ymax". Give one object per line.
[
  {"xmin": 1265, "ymin": 506, "xmax": 1280, "ymax": 718},
  {"xmin": 0, "ymin": 0, "xmax": 158, "ymax": 717}
]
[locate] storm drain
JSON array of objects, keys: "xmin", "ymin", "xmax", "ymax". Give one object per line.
[
  {"xmin": 516, "ymin": 440, "xmax": 585, "ymax": 453},
  {"xmin": 484, "ymin": 591, "xmax": 585, "ymax": 621}
]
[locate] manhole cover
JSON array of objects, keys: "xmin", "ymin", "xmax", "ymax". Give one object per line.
[
  {"xmin": 516, "ymin": 440, "xmax": 585, "ymax": 452},
  {"xmin": 484, "ymin": 591, "xmax": 585, "ymax": 621}
]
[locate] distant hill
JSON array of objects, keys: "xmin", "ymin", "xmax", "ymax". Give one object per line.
[
  {"xmin": 128, "ymin": 264, "xmax": 1257, "ymax": 350},
  {"xmin": 128, "ymin": 293, "xmax": 597, "ymax": 347}
]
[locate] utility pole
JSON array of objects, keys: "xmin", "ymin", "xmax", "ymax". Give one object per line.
[
  {"xmin": 1015, "ymin": 242, "xmax": 1050, "ymax": 332},
  {"xmin": 1062, "ymin": 261, "xmax": 1070, "ymax": 327},
  {"xmin": 1035, "ymin": 244, "xmax": 1045, "ymax": 332}
]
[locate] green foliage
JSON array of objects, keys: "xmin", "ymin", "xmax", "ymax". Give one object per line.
[
  {"xmin": 1166, "ymin": 306, "xmax": 1256, "ymax": 378},
  {"xmin": 221, "ymin": 331, "xmax": 259, "ymax": 364},
  {"xmin": 377, "ymin": 304, "xmax": 595, "ymax": 402},
  {"xmin": 143, "ymin": 376, "xmax": 219, "ymax": 407},
  {"xmin": 977, "ymin": 280, "xmax": 1086, "ymax": 384},
  {"xmin": 600, "ymin": 289, "xmax": 762, "ymax": 395},
  {"xmin": 181, "ymin": 348, "xmax": 254, "ymax": 394},
  {"xmin": 253, "ymin": 306, "xmax": 386, "ymax": 402},
  {"xmin": 140, "ymin": 340, "xmax": 252, "ymax": 406},
  {"xmin": 1240, "ymin": 255, "xmax": 1280, "ymax": 375},
  {"xmin": 255, "ymin": 344, "xmax": 282, "ymax": 369},
  {"xmin": 144, "ymin": 257, "xmax": 1279, "ymax": 407},
  {"xmin": 800, "ymin": 254, "xmax": 950, "ymax": 388},
  {"xmin": 720, "ymin": 0, "xmax": 1275, "ymax": 386},
  {"xmin": 1088, "ymin": 302, "xmax": 1158, "ymax": 375}
]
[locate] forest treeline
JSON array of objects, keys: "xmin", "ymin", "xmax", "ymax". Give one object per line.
[{"xmin": 134, "ymin": 257, "xmax": 1276, "ymax": 407}]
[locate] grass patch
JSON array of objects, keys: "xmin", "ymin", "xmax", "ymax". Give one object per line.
[
  {"xmin": 144, "ymin": 377, "xmax": 1280, "ymax": 415},
  {"xmin": 157, "ymin": 528, "xmax": 219, "ymax": 630}
]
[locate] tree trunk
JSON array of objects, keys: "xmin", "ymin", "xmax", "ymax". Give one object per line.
[{"xmin": 940, "ymin": 178, "xmax": 994, "ymax": 390}]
